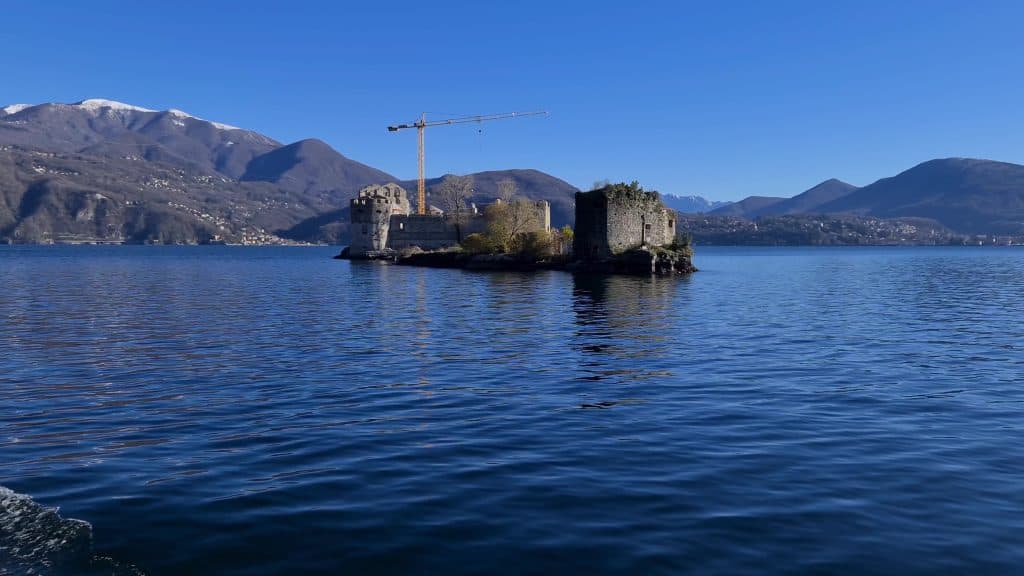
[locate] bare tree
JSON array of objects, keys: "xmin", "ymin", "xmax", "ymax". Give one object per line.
[
  {"xmin": 485, "ymin": 196, "xmax": 541, "ymax": 252},
  {"xmin": 507, "ymin": 198, "xmax": 541, "ymax": 243},
  {"xmin": 497, "ymin": 178, "xmax": 517, "ymax": 203},
  {"xmin": 437, "ymin": 174, "xmax": 474, "ymax": 242}
]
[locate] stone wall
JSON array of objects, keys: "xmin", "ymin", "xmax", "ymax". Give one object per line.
[
  {"xmin": 388, "ymin": 214, "xmax": 489, "ymax": 250},
  {"xmin": 347, "ymin": 186, "xmax": 553, "ymax": 253},
  {"xmin": 387, "ymin": 200, "xmax": 550, "ymax": 251},
  {"xmin": 573, "ymin": 185, "xmax": 677, "ymax": 258}
]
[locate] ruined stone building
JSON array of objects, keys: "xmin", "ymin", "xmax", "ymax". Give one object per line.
[
  {"xmin": 349, "ymin": 183, "xmax": 412, "ymax": 254},
  {"xmin": 573, "ymin": 185, "xmax": 677, "ymax": 258},
  {"xmin": 348, "ymin": 183, "xmax": 551, "ymax": 256}
]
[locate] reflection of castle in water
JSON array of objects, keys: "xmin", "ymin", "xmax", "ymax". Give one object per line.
[{"xmin": 571, "ymin": 273, "xmax": 685, "ymax": 373}]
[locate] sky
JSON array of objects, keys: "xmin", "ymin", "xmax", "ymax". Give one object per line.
[{"xmin": 2, "ymin": 0, "xmax": 1024, "ymax": 201}]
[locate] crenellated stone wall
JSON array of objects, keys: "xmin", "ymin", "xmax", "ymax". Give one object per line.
[{"xmin": 348, "ymin": 183, "xmax": 412, "ymax": 255}]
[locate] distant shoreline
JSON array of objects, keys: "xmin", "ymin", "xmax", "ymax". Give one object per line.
[{"xmin": 3, "ymin": 242, "xmax": 1021, "ymax": 249}]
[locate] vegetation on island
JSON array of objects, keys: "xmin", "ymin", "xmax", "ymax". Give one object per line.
[
  {"xmin": 454, "ymin": 178, "xmax": 572, "ymax": 260},
  {"xmin": 436, "ymin": 174, "xmax": 474, "ymax": 242},
  {"xmin": 592, "ymin": 180, "xmax": 646, "ymax": 199},
  {"xmin": 395, "ymin": 179, "xmax": 697, "ymax": 275}
]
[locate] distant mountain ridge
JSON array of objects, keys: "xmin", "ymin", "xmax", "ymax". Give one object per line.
[
  {"xmin": 241, "ymin": 138, "xmax": 398, "ymax": 206},
  {"xmin": 710, "ymin": 179, "xmax": 859, "ymax": 218},
  {"xmin": 0, "ymin": 99, "xmax": 579, "ymax": 244},
  {"xmin": 710, "ymin": 196, "xmax": 787, "ymax": 217},
  {"xmin": 5, "ymin": 99, "xmax": 1024, "ymax": 243},
  {"xmin": 704, "ymin": 159, "xmax": 1024, "ymax": 235},
  {"xmin": 0, "ymin": 99, "xmax": 396, "ymax": 243},
  {"xmin": 757, "ymin": 179, "xmax": 859, "ymax": 216},
  {"xmin": 815, "ymin": 158, "xmax": 1024, "ymax": 233}
]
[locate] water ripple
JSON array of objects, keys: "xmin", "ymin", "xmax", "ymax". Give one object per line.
[{"xmin": 2, "ymin": 246, "xmax": 1024, "ymax": 575}]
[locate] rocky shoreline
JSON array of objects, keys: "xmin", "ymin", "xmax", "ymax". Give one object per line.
[{"xmin": 336, "ymin": 245, "xmax": 697, "ymax": 276}]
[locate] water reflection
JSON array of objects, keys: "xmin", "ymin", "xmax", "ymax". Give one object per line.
[
  {"xmin": 345, "ymin": 261, "xmax": 435, "ymax": 392},
  {"xmin": 571, "ymin": 274, "xmax": 683, "ymax": 382},
  {"xmin": 5, "ymin": 247, "xmax": 1024, "ymax": 575},
  {"xmin": 412, "ymin": 266, "xmax": 431, "ymax": 391}
]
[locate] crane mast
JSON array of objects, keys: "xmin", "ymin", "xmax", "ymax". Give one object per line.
[{"xmin": 388, "ymin": 110, "xmax": 547, "ymax": 215}]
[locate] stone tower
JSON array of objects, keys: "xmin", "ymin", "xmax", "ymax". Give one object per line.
[
  {"xmin": 348, "ymin": 183, "xmax": 411, "ymax": 256},
  {"xmin": 573, "ymin": 184, "xmax": 677, "ymax": 259}
]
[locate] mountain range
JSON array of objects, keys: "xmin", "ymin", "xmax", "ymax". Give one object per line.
[
  {"xmin": 0, "ymin": 99, "xmax": 579, "ymax": 244},
  {"xmin": 711, "ymin": 160, "xmax": 1024, "ymax": 235},
  {"xmin": 709, "ymin": 179, "xmax": 857, "ymax": 218},
  {"xmin": 4, "ymin": 99, "xmax": 1024, "ymax": 244},
  {"xmin": 815, "ymin": 158, "xmax": 1024, "ymax": 234}
]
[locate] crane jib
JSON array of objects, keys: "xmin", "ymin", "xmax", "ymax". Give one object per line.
[{"xmin": 386, "ymin": 110, "xmax": 548, "ymax": 215}]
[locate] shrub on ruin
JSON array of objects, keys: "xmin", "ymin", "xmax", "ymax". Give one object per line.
[
  {"xmin": 671, "ymin": 232, "xmax": 694, "ymax": 258},
  {"xmin": 591, "ymin": 180, "xmax": 645, "ymax": 194},
  {"xmin": 551, "ymin": 225, "xmax": 573, "ymax": 255},
  {"xmin": 515, "ymin": 230, "xmax": 555, "ymax": 260},
  {"xmin": 460, "ymin": 233, "xmax": 495, "ymax": 254}
]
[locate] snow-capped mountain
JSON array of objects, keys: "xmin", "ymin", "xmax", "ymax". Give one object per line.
[
  {"xmin": 660, "ymin": 193, "xmax": 732, "ymax": 214},
  {"xmin": 0, "ymin": 98, "xmax": 402, "ymax": 244},
  {"xmin": 0, "ymin": 98, "xmax": 581, "ymax": 244},
  {"xmin": 3, "ymin": 99, "xmax": 242, "ymax": 131},
  {"xmin": 0, "ymin": 104, "xmax": 32, "ymax": 115},
  {"xmin": 0, "ymin": 99, "xmax": 278, "ymax": 179}
]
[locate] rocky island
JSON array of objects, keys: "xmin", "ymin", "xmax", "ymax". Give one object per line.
[{"xmin": 336, "ymin": 180, "xmax": 695, "ymax": 276}]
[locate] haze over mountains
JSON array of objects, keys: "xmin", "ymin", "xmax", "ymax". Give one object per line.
[{"xmin": 3, "ymin": 99, "xmax": 1024, "ymax": 244}]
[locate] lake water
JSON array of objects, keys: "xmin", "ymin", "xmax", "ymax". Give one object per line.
[{"xmin": 2, "ymin": 246, "xmax": 1023, "ymax": 575}]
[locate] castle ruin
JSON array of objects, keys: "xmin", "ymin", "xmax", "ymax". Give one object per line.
[
  {"xmin": 347, "ymin": 183, "xmax": 550, "ymax": 257},
  {"xmin": 349, "ymin": 183, "xmax": 412, "ymax": 254},
  {"xmin": 573, "ymin": 183, "xmax": 677, "ymax": 258}
]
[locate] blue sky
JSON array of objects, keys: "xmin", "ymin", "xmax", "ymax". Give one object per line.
[{"xmin": 2, "ymin": 0, "xmax": 1023, "ymax": 200}]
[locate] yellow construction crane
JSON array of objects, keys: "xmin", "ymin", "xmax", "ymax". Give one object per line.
[{"xmin": 387, "ymin": 111, "xmax": 548, "ymax": 214}]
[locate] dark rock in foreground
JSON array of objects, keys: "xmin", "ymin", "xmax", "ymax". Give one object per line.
[{"xmin": 0, "ymin": 485, "xmax": 144, "ymax": 575}]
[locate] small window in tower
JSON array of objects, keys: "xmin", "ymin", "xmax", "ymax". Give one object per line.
[
  {"xmin": 669, "ymin": 219, "xmax": 675, "ymax": 228},
  {"xmin": 645, "ymin": 224, "xmax": 652, "ymax": 231}
]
